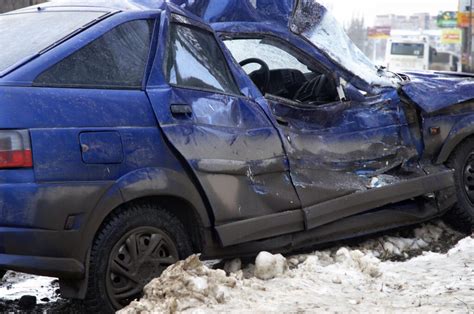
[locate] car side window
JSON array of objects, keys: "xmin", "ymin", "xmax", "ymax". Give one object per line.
[
  {"xmin": 224, "ymin": 37, "xmax": 341, "ymax": 105},
  {"xmin": 165, "ymin": 23, "xmax": 240, "ymax": 95},
  {"xmin": 34, "ymin": 19, "xmax": 154, "ymax": 89},
  {"xmin": 225, "ymin": 39, "xmax": 309, "ymax": 74}
]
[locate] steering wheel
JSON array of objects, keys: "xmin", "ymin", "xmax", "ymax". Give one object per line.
[{"xmin": 239, "ymin": 58, "xmax": 271, "ymax": 94}]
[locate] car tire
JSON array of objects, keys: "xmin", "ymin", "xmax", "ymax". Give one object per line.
[
  {"xmin": 445, "ymin": 138, "xmax": 474, "ymax": 233},
  {"xmin": 0, "ymin": 269, "xmax": 6, "ymax": 281},
  {"xmin": 83, "ymin": 203, "xmax": 193, "ymax": 313}
]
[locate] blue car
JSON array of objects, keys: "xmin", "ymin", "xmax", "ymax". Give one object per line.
[{"xmin": 0, "ymin": 0, "xmax": 473, "ymax": 311}]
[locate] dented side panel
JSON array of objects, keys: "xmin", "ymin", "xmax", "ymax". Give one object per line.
[
  {"xmin": 147, "ymin": 86, "xmax": 301, "ymax": 225},
  {"xmin": 145, "ymin": 9, "xmax": 301, "ymax": 225},
  {"xmin": 268, "ymin": 90, "xmax": 420, "ymax": 208}
]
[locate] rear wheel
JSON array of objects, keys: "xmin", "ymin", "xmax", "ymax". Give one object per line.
[
  {"xmin": 83, "ymin": 203, "xmax": 193, "ymax": 313},
  {"xmin": 445, "ymin": 138, "xmax": 474, "ymax": 232}
]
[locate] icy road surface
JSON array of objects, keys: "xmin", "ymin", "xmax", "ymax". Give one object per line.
[{"xmin": 121, "ymin": 221, "xmax": 473, "ymax": 313}]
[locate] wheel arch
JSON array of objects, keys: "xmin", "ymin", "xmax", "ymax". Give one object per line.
[
  {"xmin": 60, "ymin": 167, "xmax": 212, "ymax": 299},
  {"xmin": 89, "ymin": 167, "xmax": 211, "ymax": 251},
  {"xmin": 111, "ymin": 195, "xmax": 207, "ymax": 253},
  {"xmin": 436, "ymin": 115, "xmax": 474, "ymax": 164}
]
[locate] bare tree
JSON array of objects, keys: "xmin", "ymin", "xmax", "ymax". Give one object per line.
[
  {"xmin": 0, "ymin": 0, "xmax": 46, "ymax": 13},
  {"xmin": 345, "ymin": 15, "xmax": 372, "ymax": 57}
]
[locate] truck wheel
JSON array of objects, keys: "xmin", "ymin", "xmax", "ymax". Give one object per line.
[
  {"xmin": 83, "ymin": 203, "xmax": 193, "ymax": 313},
  {"xmin": 445, "ymin": 138, "xmax": 474, "ymax": 233}
]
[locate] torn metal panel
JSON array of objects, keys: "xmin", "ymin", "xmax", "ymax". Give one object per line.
[
  {"xmin": 266, "ymin": 92, "xmax": 420, "ymax": 207},
  {"xmin": 303, "ymin": 170, "xmax": 454, "ymax": 230},
  {"xmin": 215, "ymin": 170, "xmax": 454, "ymax": 247}
]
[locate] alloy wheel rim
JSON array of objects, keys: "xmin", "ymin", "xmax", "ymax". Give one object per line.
[{"xmin": 106, "ymin": 227, "xmax": 179, "ymax": 309}]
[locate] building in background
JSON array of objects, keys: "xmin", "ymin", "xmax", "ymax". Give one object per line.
[
  {"xmin": 374, "ymin": 13, "xmax": 437, "ymax": 30},
  {"xmin": 0, "ymin": 0, "xmax": 45, "ymax": 13}
]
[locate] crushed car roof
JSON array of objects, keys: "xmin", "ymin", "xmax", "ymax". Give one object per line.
[
  {"xmin": 181, "ymin": 0, "xmax": 397, "ymax": 89},
  {"xmin": 15, "ymin": 0, "xmax": 474, "ymax": 111},
  {"xmin": 180, "ymin": 0, "xmax": 474, "ymax": 111}
]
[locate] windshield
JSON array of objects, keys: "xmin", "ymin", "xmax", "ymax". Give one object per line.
[
  {"xmin": 0, "ymin": 11, "xmax": 107, "ymax": 74},
  {"xmin": 391, "ymin": 43, "xmax": 425, "ymax": 57},
  {"xmin": 290, "ymin": 0, "xmax": 396, "ymax": 87}
]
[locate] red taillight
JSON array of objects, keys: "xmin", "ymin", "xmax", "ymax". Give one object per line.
[{"xmin": 0, "ymin": 130, "xmax": 33, "ymax": 169}]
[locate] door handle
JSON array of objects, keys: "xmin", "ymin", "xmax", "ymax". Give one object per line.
[{"xmin": 170, "ymin": 104, "xmax": 193, "ymax": 116}]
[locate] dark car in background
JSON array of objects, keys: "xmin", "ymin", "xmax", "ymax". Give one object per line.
[{"xmin": 0, "ymin": 0, "xmax": 473, "ymax": 312}]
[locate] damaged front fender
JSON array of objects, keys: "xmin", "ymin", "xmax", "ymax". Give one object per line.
[
  {"xmin": 402, "ymin": 72, "xmax": 474, "ymax": 113},
  {"xmin": 436, "ymin": 114, "xmax": 474, "ymax": 164}
]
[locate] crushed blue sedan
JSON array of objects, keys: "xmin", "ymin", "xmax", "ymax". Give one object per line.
[{"xmin": 0, "ymin": 0, "xmax": 473, "ymax": 311}]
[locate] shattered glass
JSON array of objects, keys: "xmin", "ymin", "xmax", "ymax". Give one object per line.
[{"xmin": 290, "ymin": 0, "xmax": 398, "ymax": 87}]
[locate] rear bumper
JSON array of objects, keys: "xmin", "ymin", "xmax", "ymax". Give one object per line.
[
  {"xmin": 0, "ymin": 227, "xmax": 85, "ymax": 279},
  {"xmin": 0, "ymin": 254, "xmax": 83, "ymax": 279},
  {"xmin": 0, "ymin": 178, "xmax": 113, "ymax": 279}
]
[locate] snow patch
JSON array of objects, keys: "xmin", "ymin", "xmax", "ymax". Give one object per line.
[
  {"xmin": 118, "ymin": 255, "xmax": 238, "ymax": 314},
  {"xmin": 223, "ymin": 258, "xmax": 241, "ymax": 274},
  {"xmin": 121, "ymin": 221, "xmax": 471, "ymax": 313},
  {"xmin": 358, "ymin": 221, "xmax": 457, "ymax": 260},
  {"xmin": 334, "ymin": 248, "xmax": 381, "ymax": 278},
  {"xmin": 0, "ymin": 272, "xmax": 58, "ymax": 303},
  {"xmin": 254, "ymin": 252, "xmax": 287, "ymax": 280}
]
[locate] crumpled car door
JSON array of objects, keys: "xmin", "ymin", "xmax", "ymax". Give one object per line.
[
  {"xmin": 266, "ymin": 90, "xmax": 420, "ymax": 208},
  {"xmin": 147, "ymin": 13, "xmax": 301, "ymax": 228}
]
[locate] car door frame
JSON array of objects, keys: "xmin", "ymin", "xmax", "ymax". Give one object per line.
[
  {"xmin": 220, "ymin": 34, "xmax": 416, "ymax": 191},
  {"xmin": 210, "ymin": 30, "xmax": 454, "ymax": 246},
  {"xmin": 146, "ymin": 7, "xmax": 306, "ymax": 246}
]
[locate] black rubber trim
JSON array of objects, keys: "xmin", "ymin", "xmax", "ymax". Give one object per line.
[
  {"xmin": 0, "ymin": 254, "xmax": 84, "ymax": 279},
  {"xmin": 216, "ymin": 210, "xmax": 304, "ymax": 247},
  {"xmin": 192, "ymin": 156, "xmax": 288, "ymax": 176},
  {"xmin": 304, "ymin": 170, "xmax": 454, "ymax": 230}
]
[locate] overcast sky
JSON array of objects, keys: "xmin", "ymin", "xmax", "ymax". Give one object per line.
[{"xmin": 318, "ymin": 0, "xmax": 459, "ymax": 26}]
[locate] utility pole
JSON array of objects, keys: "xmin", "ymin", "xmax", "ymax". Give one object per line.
[{"xmin": 469, "ymin": 0, "xmax": 473, "ymax": 71}]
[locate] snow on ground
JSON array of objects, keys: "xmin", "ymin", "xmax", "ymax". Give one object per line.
[
  {"xmin": 0, "ymin": 272, "xmax": 58, "ymax": 303},
  {"xmin": 0, "ymin": 221, "xmax": 470, "ymax": 313},
  {"xmin": 121, "ymin": 221, "xmax": 473, "ymax": 313}
]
